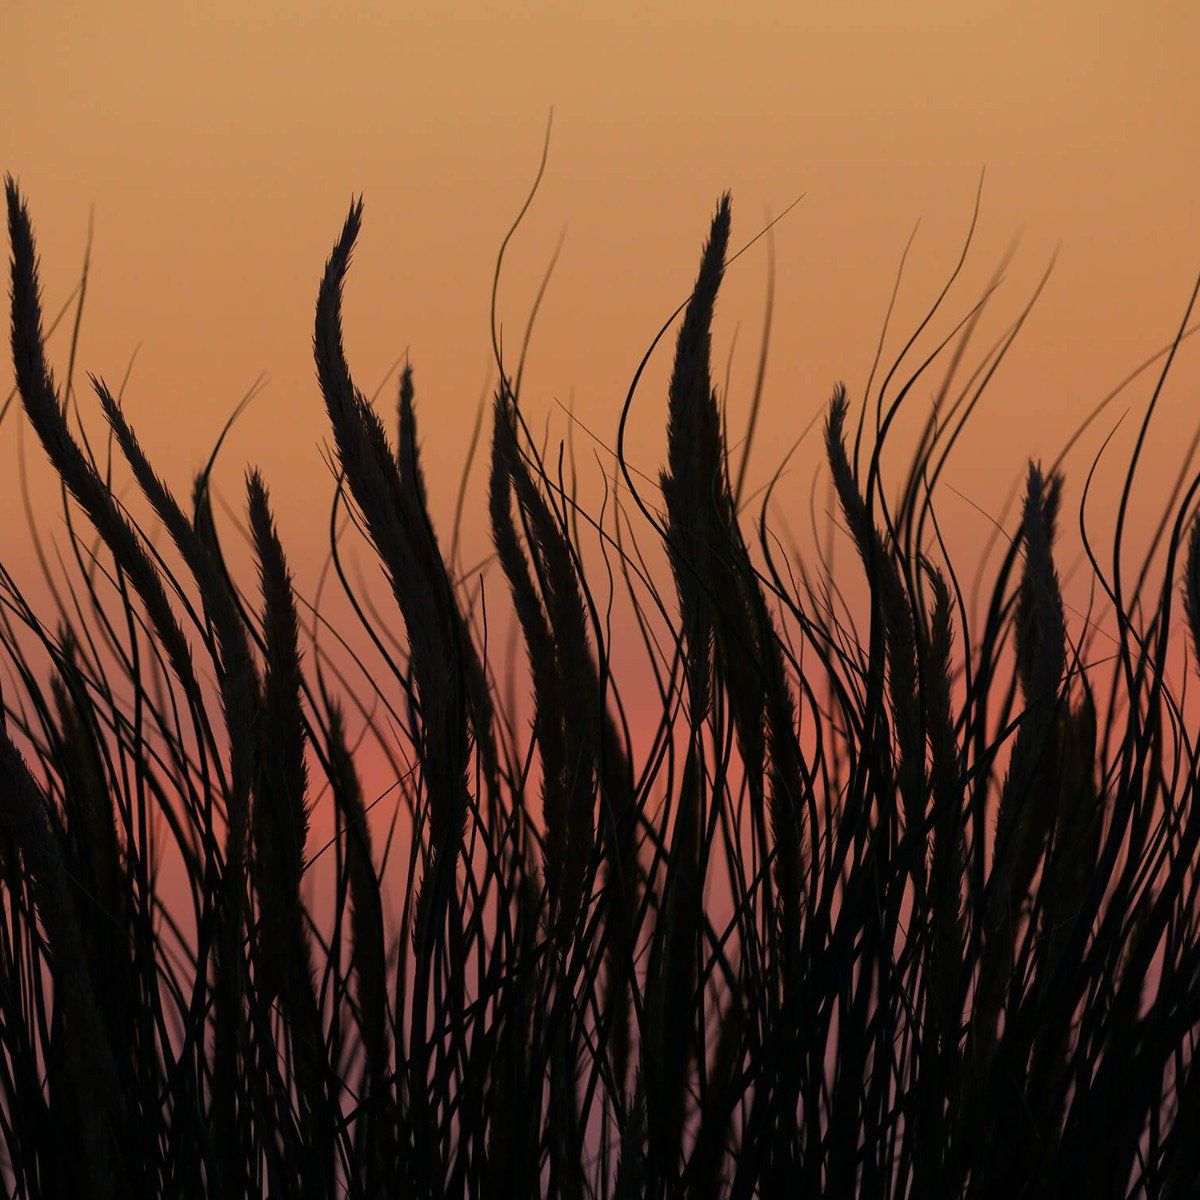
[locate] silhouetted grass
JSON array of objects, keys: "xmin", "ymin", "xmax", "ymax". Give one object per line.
[{"xmin": 2, "ymin": 171, "xmax": 1200, "ymax": 1197}]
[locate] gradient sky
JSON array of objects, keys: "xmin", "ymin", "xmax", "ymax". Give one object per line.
[{"xmin": 2, "ymin": 1, "xmax": 1199, "ymax": 676}]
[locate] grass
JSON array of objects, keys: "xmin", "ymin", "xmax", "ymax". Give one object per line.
[{"xmin": 1, "ymin": 171, "xmax": 1200, "ymax": 1197}]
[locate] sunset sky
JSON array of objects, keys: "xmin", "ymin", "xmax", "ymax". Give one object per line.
[
  {"xmin": 7, "ymin": 10, "xmax": 1200, "ymax": 1189},
  {"xmin": 3, "ymin": 1, "xmax": 1199, "ymax": 669}
]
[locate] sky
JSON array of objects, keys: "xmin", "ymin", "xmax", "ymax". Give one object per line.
[{"xmin": 2, "ymin": 1, "xmax": 1199, "ymax": 735}]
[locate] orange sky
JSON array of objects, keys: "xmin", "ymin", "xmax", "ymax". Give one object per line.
[{"xmin": 2, "ymin": 1, "xmax": 1199, "ymax": 692}]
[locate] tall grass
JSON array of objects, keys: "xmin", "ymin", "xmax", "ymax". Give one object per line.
[{"xmin": 2, "ymin": 172, "xmax": 1200, "ymax": 1197}]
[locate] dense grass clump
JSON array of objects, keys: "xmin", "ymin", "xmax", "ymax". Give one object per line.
[{"xmin": 2, "ymin": 173, "xmax": 1200, "ymax": 1197}]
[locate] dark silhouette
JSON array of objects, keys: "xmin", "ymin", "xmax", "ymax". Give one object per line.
[{"xmin": 2, "ymin": 174, "xmax": 1200, "ymax": 1197}]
